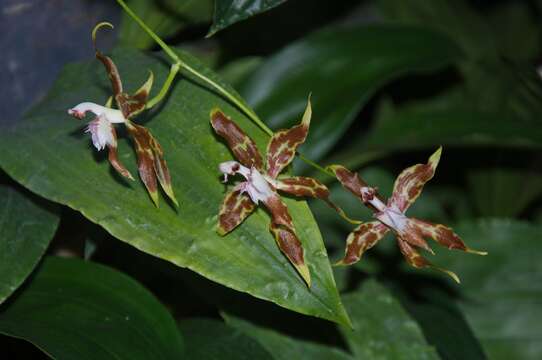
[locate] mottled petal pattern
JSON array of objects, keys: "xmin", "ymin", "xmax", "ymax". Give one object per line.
[
  {"xmin": 117, "ymin": 71, "xmax": 154, "ymax": 119},
  {"xmin": 266, "ymin": 99, "xmax": 311, "ymax": 178},
  {"xmin": 269, "ymin": 222, "xmax": 311, "ymax": 286},
  {"xmin": 218, "ymin": 187, "xmax": 256, "ymax": 235},
  {"xmin": 407, "ymin": 218, "xmax": 487, "ymax": 255},
  {"xmin": 211, "ymin": 109, "xmax": 264, "ymax": 170},
  {"xmin": 107, "ymin": 142, "xmax": 134, "ymax": 181},
  {"xmin": 127, "ymin": 123, "xmax": 178, "ymax": 207},
  {"xmin": 390, "ymin": 147, "xmax": 442, "ymax": 213},
  {"xmin": 328, "ymin": 164, "xmax": 385, "ymax": 212},
  {"xmin": 397, "ymin": 239, "xmax": 460, "ymax": 283},
  {"xmin": 336, "ymin": 222, "xmax": 389, "ymax": 266},
  {"xmin": 92, "ymin": 23, "xmax": 123, "ymax": 96},
  {"xmin": 262, "ymin": 192, "xmax": 294, "ymax": 230},
  {"xmin": 273, "ymin": 176, "xmax": 330, "ymax": 199}
]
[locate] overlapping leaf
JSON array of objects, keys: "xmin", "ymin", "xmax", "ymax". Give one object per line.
[
  {"xmin": 434, "ymin": 220, "xmax": 542, "ymax": 360},
  {"xmin": 179, "ymin": 318, "xmax": 273, "ymax": 359},
  {"xmin": 0, "ymin": 185, "xmax": 58, "ymax": 304},
  {"xmin": 224, "ymin": 314, "xmax": 354, "ymax": 360},
  {"xmin": 340, "ymin": 280, "xmax": 440, "ymax": 360},
  {"xmin": 208, "ymin": 0, "xmax": 288, "ymax": 36},
  {"xmin": 239, "ymin": 25, "xmax": 463, "ymax": 170},
  {"xmin": 0, "ymin": 257, "xmax": 184, "ymax": 359},
  {"xmin": 0, "ymin": 48, "xmax": 349, "ymax": 325}
]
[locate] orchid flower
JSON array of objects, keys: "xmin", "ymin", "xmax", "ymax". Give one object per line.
[
  {"xmin": 329, "ymin": 148, "xmax": 486, "ymax": 283},
  {"xmin": 67, "ymin": 23, "xmax": 177, "ymax": 207},
  {"xmin": 211, "ymin": 100, "xmax": 344, "ymax": 287}
]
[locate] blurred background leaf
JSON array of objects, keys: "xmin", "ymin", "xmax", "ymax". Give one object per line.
[
  {"xmin": 179, "ymin": 318, "xmax": 274, "ymax": 359},
  {"xmin": 208, "ymin": 0, "xmax": 288, "ymax": 36},
  {"xmin": 430, "ymin": 220, "xmax": 542, "ymax": 360},
  {"xmin": 239, "ymin": 25, "xmax": 462, "ymax": 171},
  {"xmin": 0, "ymin": 184, "xmax": 58, "ymax": 304},
  {"xmin": 119, "ymin": 0, "xmax": 213, "ymax": 49},
  {"xmin": 0, "ymin": 257, "xmax": 184, "ymax": 359}
]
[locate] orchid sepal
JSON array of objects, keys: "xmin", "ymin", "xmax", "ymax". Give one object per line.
[{"xmin": 332, "ymin": 148, "xmax": 486, "ymax": 282}]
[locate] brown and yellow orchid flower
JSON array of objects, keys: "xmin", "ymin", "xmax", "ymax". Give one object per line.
[
  {"xmin": 329, "ymin": 148, "xmax": 486, "ymax": 283},
  {"xmin": 211, "ymin": 100, "xmax": 342, "ymax": 287},
  {"xmin": 68, "ymin": 23, "xmax": 177, "ymax": 207}
]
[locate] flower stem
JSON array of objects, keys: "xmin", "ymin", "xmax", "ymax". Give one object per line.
[{"xmin": 114, "ymin": 0, "xmax": 333, "ymax": 178}]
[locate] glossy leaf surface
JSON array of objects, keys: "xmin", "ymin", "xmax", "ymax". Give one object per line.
[
  {"xmin": 208, "ymin": 0, "xmax": 288, "ymax": 36},
  {"xmin": 0, "ymin": 185, "xmax": 58, "ymax": 304},
  {"xmin": 340, "ymin": 280, "xmax": 440, "ymax": 360},
  {"xmin": 0, "ymin": 257, "xmax": 184, "ymax": 359},
  {"xmin": 240, "ymin": 25, "xmax": 462, "ymax": 168},
  {"xmin": 0, "ymin": 48, "xmax": 349, "ymax": 325}
]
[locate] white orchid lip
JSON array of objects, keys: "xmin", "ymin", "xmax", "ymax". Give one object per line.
[
  {"xmin": 85, "ymin": 115, "xmax": 116, "ymax": 151},
  {"xmin": 218, "ymin": 161, "xmax": 274, "ymax": 204},
  {"xmin": 359, "ymin": 186, "xmax": 408, "ymax": 233},
  {"xmin": 68, "ymin": 102, "xmax": 126, "ymax": 124}
]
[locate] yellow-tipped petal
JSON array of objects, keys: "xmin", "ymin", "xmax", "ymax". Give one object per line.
[
  {"xmin": 430, "ymin": 265, "xmax": 461, "ymax": 284},
  {"xmin": 295, "ymin": 263, "xmax": 312, "ymax": 288},
  {"xmin": 465, "ymin": 247, "xmax": 488, "ymax": 255}
]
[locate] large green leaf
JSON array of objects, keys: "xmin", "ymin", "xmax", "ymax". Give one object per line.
[
  {"xmin": 331, "ymin": 104, "xmax": 542, "ymax": 171},
  {"xmin": 0, "ymin": 257, "xmax": 183, "ymax": 359},
  {"xmin": 377, "ymin": 0, "xmax": 497, "ymax": 59},
  {"xmin": 432, "ymin": 220, "xmax": 542, "ymax": 360},
  {"xmin": 340, "ymin": 280, "xmax": 440, "ymax": 360},
  {"xmin": 467, "ymin": 167, "xmax": 542, "ymax": 218},
  {"xmin": 179, "ymin": 318, "xmax": 273, "ymax": 359},
  {"xmin": 239, "ymin": 25, "xmax": 462, "ymax": 170},
  {"xmin": 224, "ymin": 314, "xmax": 354, "ymax": 360},
  {"xmin": 363, "ymin": 108, "xmax": 542, "ymax": 152},
  {"xmin": 208, "ymin": 0, "xmax": 288, "ymax": 36},
  {"xmin": 0, "ymin": 185, "xmax": 58, "ymax": 304},
  {"xmin": 119, "ymin": 0, "xmax": 213, "ymax": 49},
  {"xmin": 0, "ymin": 48, "xmax": 349, "ymax": 325}
]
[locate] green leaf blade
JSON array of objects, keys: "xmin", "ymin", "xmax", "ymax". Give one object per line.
[
  {"xmin": 0, "ymin": 48, "xmax": 349, "ymax": 325},
  {"xmin": 0, "ymin": 185, "xmax": 59, "ymax": 304},
  {"xmin": 0, "ymin": 257, "xmax": 184, "ymax": 359},
  {"xmin": 208, "ymin": 0, "xmax": 288, "ymax": 36},
  {"xmin": 340, "ymin": 280, "xmax": 440, "ymax": 360},
  {"xmin": 240, "ymin": 25, "xmax": 463, "ymax": 168}
]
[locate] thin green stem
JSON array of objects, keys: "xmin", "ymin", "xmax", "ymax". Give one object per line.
[
  {"xmin": 115, "ymin": 0, "xmax": 179, "ymax": 63},
  {"xmin": 146, "ymin": 63, "xmax": 180, "ymax": 109},
  {"xmin": 179, "ymin": 63, "xmax": 274, "ymax": 137},
  {"xmin": 114, "ymin": 0, "xmax": 332, "ymax": 178}
]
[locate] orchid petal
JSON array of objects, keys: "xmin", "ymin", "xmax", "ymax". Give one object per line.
[
  {"xmin": 210, "ymin": 109, "xmax": 264, "ymax": 170},
  {"xmin": 274, "ymin": 176, "xmax": 360, "ymax": 224},
  {"xmin": 107, "ymin": 142, "xmax": 134, "ymax": 181},
  {"xmin": 273, "ymin": 176, "xmax": 330, "ymax": 199},
  {"xmin": 117, "ymin": 70, "xmax": 154, "ymax": 119},
  {"xmin": 397, "ymin": 238, "xmax": 460, "ymax": 283},
  {"xmin": 262, "ymin": 192, "xmax": 295, "ymax": 230},
  {"xmin": 218, "ymin": 186, "xmax": 256, "ymax": 235},
  {"xmin": 408, "ymin": 218, "xmax": 487, "ymax": 255},
  {"xmin": 390, "ymin": 147, "xmax": 442, "ymax": 213},
  {"xmin": 328, "ymin": 164, "xmax": 385, "ymax": 212},
  {"xmin": 92, "ymin": 23, "xmax": 123, "ymax": 96},
  {"xmin": 269, "ymin": 222, "xmax": 311, "ymax": 287},
  {"xmin": 126, "ymin": 123, "xmax": 178, "ymax": 207},
  {"xmin": 266, "ymin": 98, "xmax": 311, "ymax": 178},
  {"xmin": 335, "ymin": 221, "xmax": 389, "ymax": 266}
]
